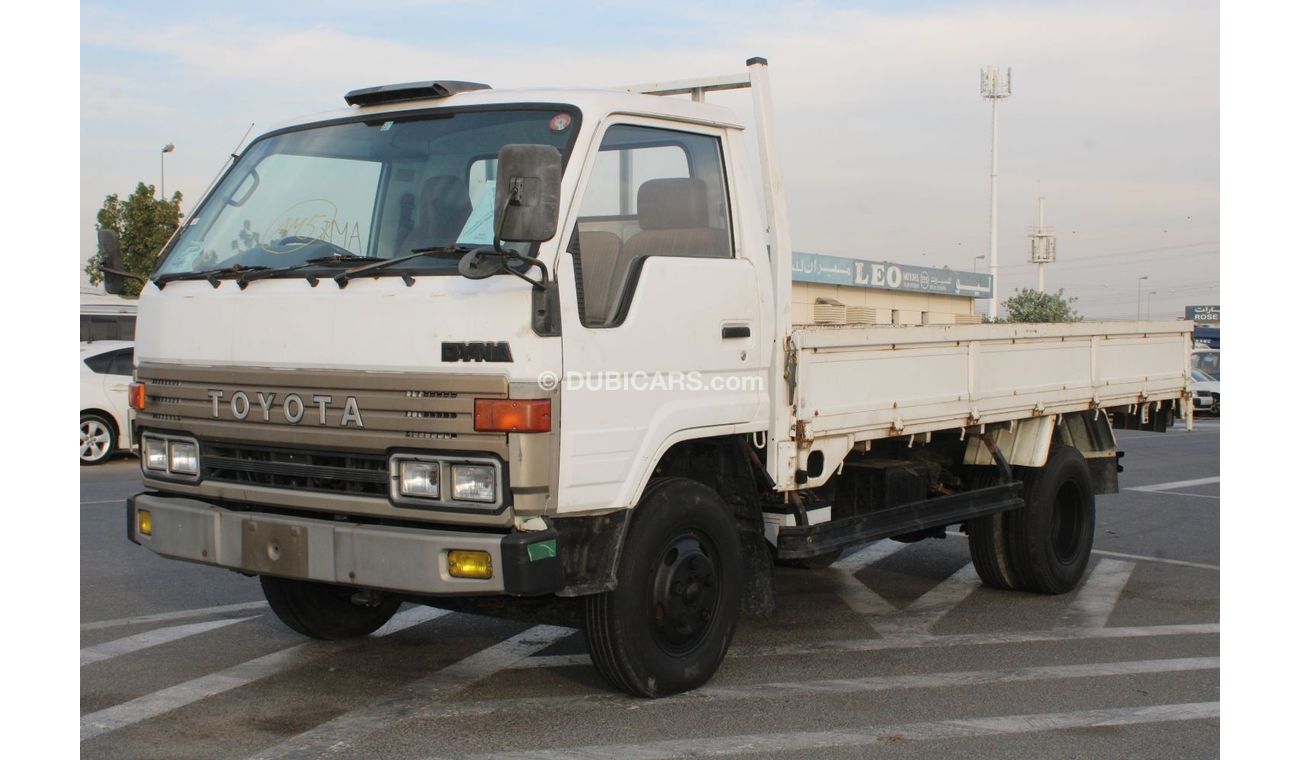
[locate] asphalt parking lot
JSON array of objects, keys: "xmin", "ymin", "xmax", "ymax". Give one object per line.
[{"xmin": 80, "ymin": 421, "xmax": 1219, "ymax": 759}]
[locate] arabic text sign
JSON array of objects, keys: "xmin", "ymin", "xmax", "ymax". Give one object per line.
[
  {"xmin": 792, "ymin": 251, "xmax": 992, "ymax": 298},
  {"xmin": 1184, "ymin": 305, "xmax": 1220, "ymax": 323}
]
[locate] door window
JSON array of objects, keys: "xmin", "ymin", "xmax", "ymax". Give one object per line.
[{"xmin": 569, "ymin": 125, "xmax": 733, "ymax": 327}]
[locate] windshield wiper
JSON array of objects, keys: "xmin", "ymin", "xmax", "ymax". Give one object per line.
[
  {"xmin": 154, "ymin": 264, "xmax": 271, "ymax": 289},
  {"xmin": 233, "ymin": 255, "xmax": 384, "ymax": 289},
  {"xmin": 333, "ymin": 245, "xmax": 475, "ymax": 288}
]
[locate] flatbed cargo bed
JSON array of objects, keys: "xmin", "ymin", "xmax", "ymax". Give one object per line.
[{"xmin": 788, "ymin": 320, "xmax": 1192, "ymax": 445}]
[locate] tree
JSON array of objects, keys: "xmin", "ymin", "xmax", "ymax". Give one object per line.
[
  {"xmin": 1001, "ymin": 288, "xmax": 1083, "ymax": 323},
  {"xmin": 85, "ymin": 183, "xmax": 183, "ymax": 298}
]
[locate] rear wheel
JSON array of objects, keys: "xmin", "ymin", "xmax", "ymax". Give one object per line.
[
  {"xmin": 1006, "ymin": 447, "xmax": 1095, "ymax": 594},
  {"xmin": 80, "ymin": 414, "xmax": 116, "ymax": 465},
  {"xmin": 260, "ymin": 576, "xmax": 400, "ymax": 639},
  {"xmin": 584, "ymin": 478, "xmax": 743, "ymax": 698},
  {"xmin": 967, "ymin": 467, "xmax": 1021, "ymax": 590}
]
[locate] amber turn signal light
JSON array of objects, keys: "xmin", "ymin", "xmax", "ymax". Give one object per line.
[
  {"xmin": 128, "ymin": 382, "xmax": 147, "ymax": 410},
  {"xmin": 473, "ymin": 399, "xmax": 551, "ymax": 433}
]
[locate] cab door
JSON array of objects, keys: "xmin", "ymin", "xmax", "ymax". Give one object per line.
[{"xmin": 555, "ymin": 121, "xmax": 765, "ymax": 513}]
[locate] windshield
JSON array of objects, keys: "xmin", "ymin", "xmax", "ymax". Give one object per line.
[
  {"xmin": 1191, "ymin": 369, "xmax": 1213, "ymax": 382},
  {"xmin": 156, "ymin": 107, "xmax": 579, "ymax": 277}
]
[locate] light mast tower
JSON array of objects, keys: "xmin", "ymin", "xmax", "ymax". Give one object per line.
[{"xmin": 980, "ymin": 65, "xmax": 1011, "ymax": 319}]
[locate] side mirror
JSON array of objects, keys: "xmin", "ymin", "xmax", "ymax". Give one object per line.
[
  {"xmin": 98, "ymin": 229, "xmax": 126, "ymax": 295},
  {"xmin": 494, "ymin": 144, "xmax": 561, "ymax": 243},
  {"xmin": 457, "ymin": 247, "xmax": 506, "ymax": 279}
]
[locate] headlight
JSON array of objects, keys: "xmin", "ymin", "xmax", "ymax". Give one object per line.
[
  {"xmin": 452, "ymin": 464, "xmax": 496, "ymax": 502},
  {"xmin": 144, "ymin": 436, "xmax": 168, "ymax": 471},
  {"xmin": 399, "ymin": 460, "xmax": 440, "ymax": 498},
  {"xmin": 169, "ymin": 440, "xmax": 199, "ymax": 474},
  {"xmin": 389, "ymin": 454, "xmax": 501, "ymax": 508},
  {"xmin": 141, "ymin": 433, "xmax": 200, "ymax": 480}
]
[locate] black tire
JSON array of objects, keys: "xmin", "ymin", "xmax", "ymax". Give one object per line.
[
  {"xmin": 80, "ymin": 413, "xmax": 117, "ymax": 466},
  {"xmin": 1210, "ymin": 394, "xmax": 1219, "ymax": 417},
  {"xmin": 1006, "ymin": 446, "xmax": 1095, "ymax": 595},
  {"xmin": 969, "ymin": 510, "xmax": 1021, "ymax": 590},
  {"xmin": 966, "ymin": 467, "xmax": 1021, "ymax": 590},
  {"xmin": 779, "ymin": 548, "xmax": 844, "ymax": 570},
  {"xmin": 260, "ymin": 576, "xmax": 400, "ymax": 640},
  {"xmin": 584, "ymin": 478, "xmax": 743, "ymax": 698}
]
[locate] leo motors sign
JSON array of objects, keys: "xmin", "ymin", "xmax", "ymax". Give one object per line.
[{"xmin": 791, "ymin": 251, "xmax": 993, "ymax": 297}]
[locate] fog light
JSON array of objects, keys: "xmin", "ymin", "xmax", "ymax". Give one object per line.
[
  {"xmin": 447, "ymin": 550, "xmax": 492, "ymax": 579},
  {"xmin": 169, "ymin": 440, "xmax": 199, "ymax": 475},
  {"xmin": 399, "ymin": 460, "xmax": 440, "ymax": 498},
  {"xmin": 138, "ymin": 509, "xmax": 152, "ymax": 536},
  {"xmin": 451, "ymin": 464, "xmax": 496, "ymax": 503},
  {"xmin": 143, "ymin": 436, "xmax": 168, "ymax": 471}
]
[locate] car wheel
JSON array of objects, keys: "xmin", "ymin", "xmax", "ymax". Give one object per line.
[
  {"xmin": 80, "ymin": 414, "xmax": 116, "ymax": 466},
  {"xmin": 584, "ymin": 477, "xmax": 743, "ymax": 697},
  {"xmin": 1006, "ymin": 446, "xmax": 1096, "ymax": 595},
  {"xmin": 260, "ymin": 576, "xmax": 401, "ymax": 639}
]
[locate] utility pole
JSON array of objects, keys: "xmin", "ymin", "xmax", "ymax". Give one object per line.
[
  {"xmin": 981, "ymin": 65, "xmax": 1011, "ymax": 319},
  {"xmin": 1028, "ymin": 196, "xmax": 1056, "ymax": 292}
]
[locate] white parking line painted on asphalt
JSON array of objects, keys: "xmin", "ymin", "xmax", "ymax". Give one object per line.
[
  {"xmin": 422, "ymin": 657, "xmax": 1219, "ymax": 725},
  {"xmin": 249, "ymin": 624, "xmax": 574, "ymax": 760},
  {"xmin": 829, "ymin": 540, "xmax": 910, "ymax": 617},
  {"xmin": 81, "ymin": 606, "xmax": 449, "ymax": 741},
  {"xmin": 469, "ymin": 701, "xmax": 1220, "ymax": 759},
  {"xmin": 82, "ymin": 601, "xmax": 269, "ymax": 632},
  {"xmin": 834, "ymin": 540, "xmax": 910, "ymax": 572},
  {"xmin": 509, "ymin": 622, "xmax": 1221, "ymax": 671},
  {"xmin": 1059, "ymin": 559, "xmax": 1135, "ymax": 630},
  {"xmin": 872, "ymin": 562, "xmax": 981, "ymax": 638},
  {"xmin": 1092, "ymin": 550, "xmax": 1219, "ymax": 571},
  {"xmin": 833, "ymin": 569, "xmax": 899, "ymax": 617},
  {"xmin": 82, "ymin": 616, "xmax": 257, "ymax": 666},
  {"xmin": 1128, "ymin": 476, "xmax": 1220, "ymax": 493},
  {"xmin": 731, "ymin": 622, "xmax": 1220, "ymax": 659}
]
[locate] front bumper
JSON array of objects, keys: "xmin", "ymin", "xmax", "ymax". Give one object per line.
[{"xmin": 127, "ymin": 493, "xmax": 562, "ymax": 597}]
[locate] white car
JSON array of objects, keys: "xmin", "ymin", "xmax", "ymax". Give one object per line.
[
  {"xmin": 1190, "ymin": 368, "xmax": 1220, "ymax": 416},
  {"xmin": 81, "ymin": 340, "xmax": 135, "ymax": 465}
]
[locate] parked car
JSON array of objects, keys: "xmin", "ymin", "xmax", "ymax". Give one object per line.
[
  {"xmin": 81, "ymin": 340, "xmax": 134, "ymax": 465},
  {"xmin": 1190, "ymin": 368, "xmax": 1219, "ymax": 416},
  {"xmin": 1191, "ymin": 348, "xmax": 1220, "ymax": 380}
]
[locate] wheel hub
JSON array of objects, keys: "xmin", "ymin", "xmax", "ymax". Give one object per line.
[{"xmin": 650, "ymin": 533, "xmax": 719, "ymax": 652}]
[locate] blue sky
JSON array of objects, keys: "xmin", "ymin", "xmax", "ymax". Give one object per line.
[{"xmin": 80, "ymin": 0, "xmax": 1218, "ymax": 318}]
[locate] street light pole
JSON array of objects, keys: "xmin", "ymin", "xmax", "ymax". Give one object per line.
[
  {"xmin": 160, "ymin": 143, "xmax": 175, "ymax": 201},
  {"xmin": 1137, "ymin": 275, "xmax": 1148, "ymax": 321},
  {"xmin": 1146, "ymin": 290, "xmax": 1156, "ymax": 321},
  {"xmin": 973, "ymin": 254, "xmax": 985, "ymax": 272}
]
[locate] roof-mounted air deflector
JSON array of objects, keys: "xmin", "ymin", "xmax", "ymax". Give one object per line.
[{"xmin": 343, "ymin": 80, "xmax": 491, "ymax": 107}]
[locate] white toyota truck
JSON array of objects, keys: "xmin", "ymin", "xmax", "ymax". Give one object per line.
[{"xmin": 105, "ymin": 58, "xmax": 1192, "ymax": 697}]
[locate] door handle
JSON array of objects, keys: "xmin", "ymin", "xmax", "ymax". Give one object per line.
[{"xmin": 721, "ymin": 325, "xmax": 750, "ymax": 339}]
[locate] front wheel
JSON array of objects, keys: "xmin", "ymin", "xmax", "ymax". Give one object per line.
[
  {"xmin": 260, "ymin": 576, "xmax": 400, "ymax": 639},
  {"xmin": 584, "ymin": 478, "xmax": 743, "ymax": 698},
  {"xmin": 80, "ymin": 414, "xmax": 116, "ymax": 465}
]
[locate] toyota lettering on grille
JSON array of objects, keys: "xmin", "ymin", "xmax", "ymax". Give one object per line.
[{"xmin": 206, "ymin": 390, "xmax": 365, "ymax": 428}]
